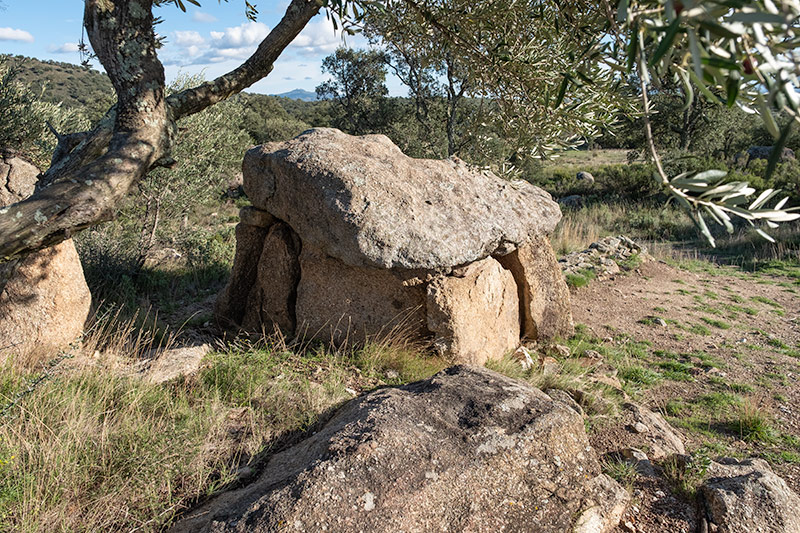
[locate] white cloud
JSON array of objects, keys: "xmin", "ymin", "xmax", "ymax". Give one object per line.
[
  {"xmin": 173, "ymin": 30, "xmax": 206, "ymax": 47},
  {"xmin": 0, "ymin": 27, "xmax": 34, "ymax": 43},
  {"xmin": 210, "ymin": 21, "xmax": 270, "ymax": 49},
  {"xmin": 192, "ymin": 12, "xmax": 218, "ymax": 23},
  {"xmin": 49, "ymin": 42, "xmax": 80, "ymax": 54},
  {"xmin": 289, "ymin": 19, "xmax": 342, "ymax": 56}
]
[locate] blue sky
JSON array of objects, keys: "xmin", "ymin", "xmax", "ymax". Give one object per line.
[{"xmin": 0, "ymin": 0, "xmax": 403, "ymax": 95}]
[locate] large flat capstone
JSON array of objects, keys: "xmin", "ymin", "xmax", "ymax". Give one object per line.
[{"xmin": 243, "ymin": 128, "xmax": 561, "ymax": 271}]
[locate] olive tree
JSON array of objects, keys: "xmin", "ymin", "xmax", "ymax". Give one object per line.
[{"xmin": 1, "ymin": 0, "xmax": 799, "ymax": 272}]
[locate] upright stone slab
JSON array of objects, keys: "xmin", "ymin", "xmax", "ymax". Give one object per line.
[
  {"xmin": 214, "ymin": 207, "xmax": 274, "ymax": 328},
  {"xmin": 426, "ymin": 257, "xmax": 520, "ymax": 365},
  {"xmin": 295, "ymin": 244, "xmax": 428, "ymax": 344},
  {"xmin": 497, "ymin": 234, "xmax": 574, "ymax": 340},
  {"xmin": 241, "ymin": 222, "xmax": 301, "ymax": 334}
]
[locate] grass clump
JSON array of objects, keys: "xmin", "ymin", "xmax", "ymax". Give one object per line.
[
  {"xmin": 750, "ymin": 295, "xmax": 783, "ymax": 309},
  {"xmin": 658, "ymin": 360, "xmax": 694, "ymax": 382},
  {"xmin": 602, "ymin": 457, "xmax": 638, "ymax": 492},
  {"xmin": 618, "ymin": 365, "xmax": 661, "ymax": 386},
  {"xmin": 700, "ymin": 316, "xmax": 731, "ymax": 330},
  {"xmin": 735, "ymin": 403, "xmax": 779, "ymax": 444},
  {"xmin": 689, "ymin": 323, "xmax": 711, "ymax": 336},
  {"xmin": 565, "ymin": 268, "xmax": 597, "ymax": 289}
]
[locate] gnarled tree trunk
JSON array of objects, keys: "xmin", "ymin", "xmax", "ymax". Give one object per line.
[{"xmin": 0, "ymin": 0, "xmax": 322, "ymax": 280}]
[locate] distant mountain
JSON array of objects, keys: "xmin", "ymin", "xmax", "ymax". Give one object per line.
[
  {"xmin": 2, "ymin": 55, "xmax": 113, "ymax": 111},
  {"xmin": 272, "ymin": 89, "xmax": 317, "ymax": 101}
]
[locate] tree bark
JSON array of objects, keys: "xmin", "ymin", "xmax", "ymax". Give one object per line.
[{"xmin": 0, "ymin": 0, "xmax": 321, "ymax": 267}]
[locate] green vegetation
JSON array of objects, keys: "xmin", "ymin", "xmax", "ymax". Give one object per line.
[
  {"xmin": 565, "ymin": 268, "xmax": 596, "ymax": 289},
  {"xmin": 0, "ymin": 336, "xmax": 446, "ymax": 531}
]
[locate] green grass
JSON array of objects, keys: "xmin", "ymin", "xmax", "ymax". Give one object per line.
[
  {"xmin": 658, "ymin": 360, "xmax": 694, "ymax": 382},
  {"xmin": 618, "ymin": 365, "xmax": 661, "ymax": 386},
  {"xmin": 689, "ymin": 323, "xmax": 711, "ymax": 336},
  {"xmin": 602, "ymin": 457, "xmax": 638, "ymax": 491},
  {"xmin": 735, "ymin": 404, "xmax": 779, "ymax": 444},
  {"xmin": 750, "ymin": 295, "xmax": 784, "ymax": 309},
  {"xmin": 0, "ymin": 336, "xmax": 446, "ymax": 532},
  {"xmin": 700, "ymin": 316, "xmax": 732, "ymax": 329},
  {"xmin": 565, "ymin": 268, "xmax": 597, "ymax": 289}
]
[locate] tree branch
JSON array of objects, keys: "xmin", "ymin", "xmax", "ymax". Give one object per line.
[{"xmin": 167, "ymin": 0, "xmax": 322, "ymax": 120}]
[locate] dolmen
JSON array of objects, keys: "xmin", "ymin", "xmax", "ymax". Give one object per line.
[{"xmin": 216, "ymin": 128, "xmax": 573, "ymax": 364}]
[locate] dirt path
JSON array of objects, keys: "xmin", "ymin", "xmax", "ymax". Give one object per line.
[{"xmin": 570, "ymin": 260, "xmax": 800, "ymax": 533}]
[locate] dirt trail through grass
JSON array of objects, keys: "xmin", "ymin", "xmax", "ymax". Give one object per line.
[{"xmin": 571, "ymin": 260, "xmax": 800, "ymax": 511}]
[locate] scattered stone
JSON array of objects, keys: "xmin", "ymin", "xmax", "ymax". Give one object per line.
[
  {"xmin": 513, "ymin": 345, "xmax": 536, "ymax": 370},
  {"xmin": 560, "ymin": 235, "xmax": 653, "ymax": 282},
  {"xmin": 701, "ymin": 458, "xmax": 800, "ymax": 533},
  {"xmin": 552, "ymin": 344, "xmax": 571, "ymax": 358},
  {"xmin": 559, "ymin": 194, "xmax": 584, "ymax": 208},
  {"xmin": 541, "ymin": 356, "xmax": 561, "ymax": 376},
  {"xmin": 623, "ymin": 403, "xmax": 685, "ymax": 460},
  {"xmin": 585, "ymin": 349, "xmax": 603, "ymax": 360},
  {"xmin": 632, "ymin": 422, "xmax": 650, "ymax": 434},
  {"xmin": 144, "ymin": 343, "xmax": 212, "ymax": 384},
  {"xmin": 545, "ymin": 388, "xmax": 584, "ymax": 416},
  {"xmin": 620, "ymin": 448, "xmax": 654, "ymax": 476},
  {"xmin": 0, "ymin": 151, "xmax": 91, "ymax": 360},
  {"xmin": 576, "ymin": 171, "xmax": 596, "ymax": 184},
  {"xmin": 746, "ymin": 145, "xmax": 795, "ymax": 164},
  {"xmin": 654, "ymin": 318, "xmax": 667, "ymax": 327},
  {"xmin": 172, "ymin": 366, "xmax": 628, "ymax": 533}
]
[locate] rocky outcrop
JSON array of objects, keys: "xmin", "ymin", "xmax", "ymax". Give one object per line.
[
  {"xmin": 0, "ymin": 151, "xmax": 91, "ymax": 360},
  {"xmin": 218, "ymin": 129, "xmax": 572, "ymax": 363},
  {"xmin": 700, "ymin": 458, "xmax": 800, "ymax": 533},
  {"xmin": 622, "ymin": 402, "xmax": 685, "ymax": 460},
  {"xmin": 172, "ymin": 366, "xmax": 628, "ymax": 533}
]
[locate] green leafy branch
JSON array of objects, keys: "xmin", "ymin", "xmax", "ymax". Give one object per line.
[{"xmin": 621, "ymin": 0, "xmax": 800, "ymax": 246}]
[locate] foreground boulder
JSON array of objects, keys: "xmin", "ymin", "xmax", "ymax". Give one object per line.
[
  {"xmin": 700, "ymin": 458, "xmax": 800, "ymax": 533},
  {"xmin": 0, "ymin": 150, "xmax": 91, "ymax": 360},
  {"xmin": 173, "ymin": 366, "xmax": 628, "ymax": 533},
  {"xmin": 218, "ymin": 129, "xmax": 573, "ymax": 362}
]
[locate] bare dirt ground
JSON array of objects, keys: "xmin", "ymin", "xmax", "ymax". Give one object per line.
[{"xmin": 570, "ymin": 259, "xmax": 800, "ymax": 533}]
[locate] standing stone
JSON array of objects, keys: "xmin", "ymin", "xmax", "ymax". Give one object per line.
[
  {"xmin": 241, "ymin": 222, "xmax": 301, "ymax": 334},
  {"xmin": 214, "ymin": 208, "xmax": 274, "ymax": 328},
  {"xmin": 497, "ymin": 234, "xmax": 574, "ymax": 340},
  {"xmin": 427, "ymin": 257, "xmax": 520, "ymax": 365},
  {"xmin": 0, "ymin": 151, "xmax": 91, "ymax": 360},
  {"xmin": 0, "ymin": 241, "xmax": 91, "ymax": 359},
  {"xmin": 295, "ymin": 244, "xmax": 428, "ymax": 345}
]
